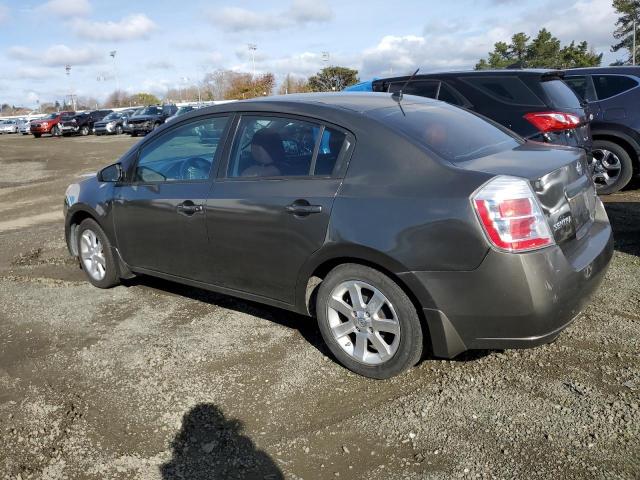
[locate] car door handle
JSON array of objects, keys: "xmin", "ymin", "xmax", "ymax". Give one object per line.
[
  {"xmin": 285, "ymin": 203, "xmax": 322, "ymax": 215},
  {"xmin": 177, "ymin": 201, "xmax": 204, "ymax": 216}
]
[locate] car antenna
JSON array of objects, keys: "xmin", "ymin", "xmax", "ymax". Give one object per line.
[{"xmin": 391, "ymin": 68, "xmax": 420, "ymax": 116}]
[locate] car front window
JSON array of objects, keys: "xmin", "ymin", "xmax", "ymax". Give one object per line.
[{"xmin": 134, "ymin": 116, "xmax": 229, "ymax": 183}]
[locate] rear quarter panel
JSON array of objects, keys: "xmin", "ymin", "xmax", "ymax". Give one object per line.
[{"xmin": 325, "ymin": 122, "xmax": 490, "ymax": 274}]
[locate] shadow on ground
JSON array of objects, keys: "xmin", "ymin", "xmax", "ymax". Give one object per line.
[
  {"xmin": 604, "ymin": 201, "xmax": 640, "ymax": 257},
  {"xmin": 160, "ymin": 403, "xmax": 283, "ymax": 480},
  {"xmin": 122, "ymin": 275, "xmax": 331, "ymax": 357}
]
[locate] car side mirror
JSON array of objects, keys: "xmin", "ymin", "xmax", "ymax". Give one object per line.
[{"xmin": 98, "ymin": 163, "xmax": 123, "ymax": 182}]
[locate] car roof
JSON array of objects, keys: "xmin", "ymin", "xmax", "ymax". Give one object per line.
[
  {"xmin": 373, "ymin": 69, "xmax": 564, "ymax": 83},
  {"xmin": 564, "ymin": 66, "xmax": 640, "ymax": 76},
  {"xmin": 193, "ymin": 92, "xmax": 438, "ymax": 116}
]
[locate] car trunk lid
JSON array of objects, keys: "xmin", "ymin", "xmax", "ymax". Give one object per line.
[{"xmin": 458, "ymin": 141, "xmax": 597, "ymax": 245}]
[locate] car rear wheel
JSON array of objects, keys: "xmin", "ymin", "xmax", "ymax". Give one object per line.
[
  {"xmin": 316, "ymin": 264, "xmax": 423, "ymax": 379},
  {"xmin": 115, "ymin": 125, "xmax": 123, "ymax": 135},
  {"xmin": 77, "ymin": 218, "xmax": 120, "ymax": 288},
  {"xmin": 592, "ymin": 140, "xmax": 633, "ymax": 194},
  {"xmin": 80, "ymin": 125, "xmax": 89, "ymax": 136}
]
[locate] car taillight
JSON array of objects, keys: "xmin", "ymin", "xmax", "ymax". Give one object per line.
[
  {"xmin": 472, "ymin": 176, "xmax": 554, "ymax": 252},
  {"xmin": 523, "ymin": 111, "xmax": 580, "ymax": 133}
]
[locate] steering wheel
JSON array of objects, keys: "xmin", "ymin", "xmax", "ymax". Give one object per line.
[{"xmin": 179, "ymin": 157, "xmax": 211, "ymax": 180}]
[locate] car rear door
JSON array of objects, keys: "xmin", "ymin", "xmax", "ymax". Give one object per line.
[
  {"xmin": 113, "ymin": 114, "xmax": 231, "ymax": 281},
  {"xmin": 204, "ymin": 113, "xmax": 354, "ymax": 304}
]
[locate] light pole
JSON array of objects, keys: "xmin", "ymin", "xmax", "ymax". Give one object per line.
[
  {"xmin": 65, "ymin": 64, "xmax": 76, "ymax": 111},
  {"xmin": 110, "ymin": 50, "xmax": 119, "ymax": 91},
  {"xmin": 248, "ymin": 43, "xmax": 257, "ymax": 77}
]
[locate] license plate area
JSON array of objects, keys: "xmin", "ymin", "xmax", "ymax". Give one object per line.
[{"xmin": 567, "ymin": 186, "xmax": 595, "ymax": 240}]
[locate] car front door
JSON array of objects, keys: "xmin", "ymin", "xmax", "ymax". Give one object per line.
[
  {"xmin": 204, "ymin": 114, "xmax": 354, "ymax": 304},
  {"xmin": 113, "ymin": 114, "xmax": 231, "ymax": 280}
]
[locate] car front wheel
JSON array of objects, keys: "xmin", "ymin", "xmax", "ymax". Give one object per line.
[
  {"xmin": 77, "ymin": 218, "xmax": 120, "ymax": 288},
  {"xmin": 316, "ymin": 264, "xmax": 423, "ymax": 379}
]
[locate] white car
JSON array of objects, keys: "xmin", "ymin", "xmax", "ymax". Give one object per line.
[
  {"xmin": 0, "ymin": 119, "xmax": 18, "ymax": 134},
  {"xmin": 17, "ymin": 118, "xmax": 31, "ymax": 135}
]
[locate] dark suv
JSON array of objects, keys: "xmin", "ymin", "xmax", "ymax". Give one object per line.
[
  {"xmin": 564, "ymin": 67, "xmax": 640, "ymax": 193},
  {"xmin": 371, "ymin": 70, "xmax": 592, "ymax": 157},
  {"xmin": 64, "ymin": 93, "xmax": 612, "ymax": 379},
  {"xmin": 60, "ymin": 110, "xmax": 113, "ymax": 136},
  {"xmin": 126, "ymin": 104, "xmax": 178, "ymax": 136}
]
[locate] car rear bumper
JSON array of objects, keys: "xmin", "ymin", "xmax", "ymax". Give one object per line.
[{"xmin": 399, "ymin": 200, "xmax": 613, "ymax": 358}]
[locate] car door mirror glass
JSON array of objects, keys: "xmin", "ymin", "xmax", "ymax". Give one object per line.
[{"xmin": 98, "ymin": 163, "xmax": 123, "ymax": 182}]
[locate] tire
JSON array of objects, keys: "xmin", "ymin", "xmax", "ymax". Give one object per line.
[
  {"xmin": 51, "ymin": 125, "xmax": 61, "ymax": 137},
  {"xmin": 33, "ymin": 133, "xmax": 41, "ymax": 138},
  {"xmin": 592, "ymin": 139, "xmax": 634, "ymax": 195},
  {"xmin": 152, "ymin": 122, "xmax": 160, "ymax": 131},
  {"xmin": 316, "ymin": 264, "xmax": 423, "ymax": 379},
  {"xmin": 77, "ymin": 218, "xmax": 120, "ymax": 288},
  {"xmin": 131, "ymin": 132, "xmax": 138, "ymax": 137},
  {"xmin": 80, "ymin": 125, "xmax": 89, "ymax": 136},
  {"xmin": 115, "ymin": 125, "xmax": 123, "ymax": 135}
]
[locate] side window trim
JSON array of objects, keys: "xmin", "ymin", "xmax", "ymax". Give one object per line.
[
  {"xmin": 308, "ymin": 125, "xmax": 325, "ymax": 176},
  {"xmin": 127, "ymin": 113, "xmax": 231, "ymax": 185},
  {"xmin": 218, "ymin": 112, "xmax": 355, "ymax": 181}
]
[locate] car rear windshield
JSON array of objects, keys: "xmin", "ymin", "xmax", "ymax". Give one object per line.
[
  {"xmin": 541, "ymin": 79, "xmax": 582, "ymax": 108},
  {"xmin": 371, "ymin": 102, "xmax": 520, "ymax": 162}
]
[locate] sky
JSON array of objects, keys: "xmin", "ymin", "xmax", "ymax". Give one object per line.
[{"xmin": 0, "ymin": 0, "xmax": 620, "ymax": 108}]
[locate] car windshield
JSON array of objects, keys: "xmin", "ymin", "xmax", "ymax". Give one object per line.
[
  {"xmin": 176, "ymin": 106, "xmax": 194, "ymax": 116},
  {"xmin": 61, "ymin": 114, "xmax": 75, "ymax": 120},
  {"xmin": 370, "ymin": 101, "xmax": 521, "ymax": 162},
  {"xmin": 103, "ymin": 112, "xmax": 121, "ymax": 120},
  {"xmin": 45, "ymin": 114, "xmax": 58, "ymax": 119},
  {"xmin": 139, "ymin": 107, "xmax": 160, "ymax": 115}
]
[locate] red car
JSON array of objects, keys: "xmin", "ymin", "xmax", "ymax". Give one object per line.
[{"xmin": 30, "ymin": 111, "xmax": 75, "ymax": 138}]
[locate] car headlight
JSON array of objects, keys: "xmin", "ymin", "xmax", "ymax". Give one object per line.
[
  {"xmin": 107, "ymin": 121, "xmax": 116, "ymax": 127},
  {"xmin": 41, "ymin": 122, "xmax": 48, "ymax": 127}
]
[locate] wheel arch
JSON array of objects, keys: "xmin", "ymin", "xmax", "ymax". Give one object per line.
[
  {"xmin": 592, "ymin": 128, "xmax": 640, "ymax": 173},
  {"xmin": 295, "ymin": 245, "xmax": 436, "ymax": 351},
  {"xmin": 65, "ymin": 206, "xmax": 100, "ymax": 256}
]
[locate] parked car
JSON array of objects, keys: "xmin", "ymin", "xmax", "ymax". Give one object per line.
[
  {"xmin": 17, "ymin": 118, "xmax": 31, "ymax": 135},
  {"xmin": 60, "ymin": 110, "xmax": 112, "ymax": 136},
  {"xmin": 166, "ymin": 105, "xmax": 198, "ymax": 122},
  {"xmin": 369, "ymin": 70, "xmax": 594, "ymax": 172},
  {"xmin": 126, "ymin": 104, "xmax": 178, "ymax": 136},
  {"xmin": 94, "ymin": 110, "xmax": 136, "ymax": 135},
  {"xmin": 122, "ymin": 107, "xmax": 144, "ymax": 134},
  {"xmin": 30, "ymin": 111, "xmax": 75, "ymax": 137},
  {"xmin": 64, "ymin": 93, "xmax": 613, "ymax": 379},
  {"xmin": 0, "ymin": 119, "xmax": 18, "ymax": 134},
  {"xmin": 564, "ymin": 66, "xmax": 640, "ymax": 193}
]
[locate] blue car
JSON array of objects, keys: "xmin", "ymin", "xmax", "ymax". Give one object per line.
[{"xmin": 564, "ymin": 67, "xmax": 640, "ymax": 194}]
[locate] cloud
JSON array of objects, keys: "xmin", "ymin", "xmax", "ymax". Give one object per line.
[
  {"xmin": 7, "ymin": 44, "xmax": 103, "ymax": 67},
  {"xmin": 208, "ymin": 0, "xmax": 333, "ymax": 32},
  {"xmin": 71, "ymin": 13, "xmax": 157, "ymax": 41},
  {"xmin": 146, "ymin": 60, "xmax": 175, "ymax": 70},
  {"xmin": 15, "ymin": 67, "xmax": 53, "ymax": 80},
  {"xmin": 39, "ymin": 0, "xmax": 90, "ymax": 17}
]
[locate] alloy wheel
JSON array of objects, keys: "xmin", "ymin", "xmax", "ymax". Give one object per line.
[
  {"xmin": 326, "ymin": 280, "xmax": 401, "ymax": 365},
  {"xmin": 592, "ymin": 148, "xmax": 622, "ymax": 187},
  {"xmin": 80, "ymin": 229, "xmax": 106, "ymax": 281}
]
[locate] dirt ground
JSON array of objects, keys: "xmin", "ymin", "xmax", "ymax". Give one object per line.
[{"xmin": 0, "ymin": 133, "xmax": 638, "ymax": 480}]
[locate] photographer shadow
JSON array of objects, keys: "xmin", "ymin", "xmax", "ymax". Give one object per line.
[{"xmin": 160, "ymin": 403, "xmax": 283, "ymax": 480}]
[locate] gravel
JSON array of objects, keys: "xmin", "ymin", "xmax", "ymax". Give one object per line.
[{"xmin": 0, "ymin": 134, "xmax": 638, "ymax": 479}]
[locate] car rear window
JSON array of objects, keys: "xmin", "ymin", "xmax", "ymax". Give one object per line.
[
  {"xmin": 371, "ymin": 103, "xmax": 520, "ymax": 162},
  {"xmin": 593, "ymin": 75, "xmax": 638, "ymax": 100},
  {"xmin": 461, "ymin": 76, "xmax": 544, "ymax": 106},
  {"xmin": 541, "ymin": 79, "xmax": 583, "ymax": 108}
]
